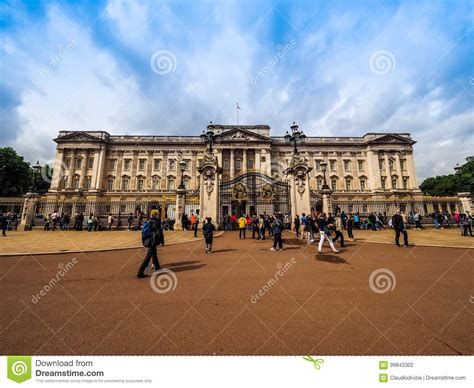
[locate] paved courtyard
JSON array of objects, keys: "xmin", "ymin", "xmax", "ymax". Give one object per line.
[{"xmin": 0, "ymin": 230, "xmax": 472, "ymax": 355}]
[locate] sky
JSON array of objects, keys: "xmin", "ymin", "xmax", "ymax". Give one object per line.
[{"xmin": 0, "ymin": 0, "xmax": 472, "ymax": 181}]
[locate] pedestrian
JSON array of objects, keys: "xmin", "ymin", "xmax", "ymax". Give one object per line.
[
  {"xmin": 51, "ymin": 211, "xmax": 59, "ymax": 230},
  {"xmin": 137, "ymin": 209, "xmax": 162, "ymax": 278},
  {"xmin": 333, "ymin": 215, "xmax": 345, "ymax": 247},
  {"xmin": 0, "ymin": 213, "xmax": 7, "ymax": 237},
  {"xmin": 202, "ymin": 217, "xmax": 216, "ymax": 253},
  {"xmin": 87, "ymin": 214, "xmax": 94, "ymax": 232},
  {"xmin": 252, "ymin": 214, "xmax": 260, "ymax": 239},
  {"xmin": 305, "ymin": 214, "xmax": 314, "ymax": 244},
  {"xmin": 181, "ymin": 213, "xmax": 188, "ymax": 231},
  {"xmin": 301, "ymin": 213, "xmax": 307, "ymax": 240},
  {"xmin": 230, "ymin": 214, "xmax": 237, "ymax": 230},
  {"xmin": 392, "ymin": 210, "xmax": 409, "ymax": 247},
  {"xmin": 317, "ymin": 213, "xmax": 339, "ymax": 253},
  {"xmin": 127, "ymin": 213, "xmax": 134, "ymax": 231},
  {"xmin": 461, "ymin": 212, "xmax": 473, "ymax": 237},
  {"xmin": 44, "ymin": 213, "xmax": 51, "ymax": 231},
  {"xmin": 238, "ymin": 214, "xmax": 246, "ymax": 239},
  {"xmin": 270, "ymin": 213, "xmax": 284, "ymax": 251},
  {"xmin": 346, "ymin": 213, "xmax": 355, "ymax": 241},
  {"xmin": 193, "ymin": 211, "xmax": 200, "ymax": 238},
  {"xmin": 294, "ymin": 214, "xmax": 301, "ymax": 238},
  {"xmin": 107, "ymin": 214, "xmax": 114, "ymax": 231},
  {"xmin": 354, "ymin": 213, "xmax": 360, "ymax": 229}
]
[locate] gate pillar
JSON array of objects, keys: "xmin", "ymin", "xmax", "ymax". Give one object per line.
[
  {"xmin": 174, "ymin": 188, "xmax": 187, "ymax": 230},
  {"xmin": 18, "ymin": 192, "xmax": 40, "ymax": 231},
  {"xmin": 198, "ymin": 151, "xmax": 222, "ymax": 228},
  {"xmin": 284, "ymin": 153, "xmax": 312, "ymax": 225}
]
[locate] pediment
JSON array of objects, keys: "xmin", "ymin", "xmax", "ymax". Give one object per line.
[
  {"xmin": 366, "ymin": 134, "xmax": 415, "ymax": 145},
  {"xmin": 219, "ymin": 128, "xmax": 270, "ymax": 142},
  {"xmin": 54, "ymin": 131, "xmax": 104, "ymax": 143}
]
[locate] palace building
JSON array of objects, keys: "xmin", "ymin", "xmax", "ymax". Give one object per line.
[{"xmin": 44, "ymin": 123, "xmax": 462, "ymax": 223}]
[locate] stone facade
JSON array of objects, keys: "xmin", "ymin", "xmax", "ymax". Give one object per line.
[{"xmin": 46, "ymin": 124, "xmax": 463, "ymax": 219}]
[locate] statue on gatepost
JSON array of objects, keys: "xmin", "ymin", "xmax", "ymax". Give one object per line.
[
  {"xmin": 283, "ymin": 122, "xmax": 312, "ymax": 224},
  {"xmin": 198, "ymin": 122, "xmax": 222, "ymax": 227}
]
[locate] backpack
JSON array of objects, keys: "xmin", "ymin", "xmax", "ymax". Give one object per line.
[{"xmin": 141, "ymin": 220, "xmax": 155, "ymax": 247}]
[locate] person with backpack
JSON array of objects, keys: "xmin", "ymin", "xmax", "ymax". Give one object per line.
[
  {"xmin": 137, "ymin": 209, "xmax": 162, "ymax": 278},
  {"xmin": 202, "ymin": 217, "xmax": 216, "ymax": 253},
  {"xmin": 300, "ymin": 213, "xmax": 307, "ymax": 240},
  {"xmin": 127, "ymin": 213, "xmax": 134, "ymax": 231},
  {"xmin": 392, "ymin": 210, "xmax": 409, "ymax": 247},
  {"xmin": 461, "ymin": 212, "xmax": 473, "ymax": 237},
  {"xmin": 317, "ymin": 213, "xmax": 339, "ymax": 253},
  {"xmin": 270, "ymin": 213, "xmax": 284, "ymax": 251},
  {"xmin": 294, "ymin": 214, "xmax": 301, "ymax": 238},
  {"xmin": 87, "ymin": 214, "xmax": 94, "ymax": 232}
]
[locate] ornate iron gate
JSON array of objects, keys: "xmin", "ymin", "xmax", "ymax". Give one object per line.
[{"xmin": 218, "ymin": 172, "xmax": 291, "ymax": 226}]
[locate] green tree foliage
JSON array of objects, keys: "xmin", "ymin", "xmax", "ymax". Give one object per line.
[
  {"xmin": 0, "ymin": 147, "xmax": 31, "ymax": 196},
  {"xmin": 0, "ymin": 148, "xmax": 52, "ymax": 196},
  {"xmin": 420, "ymin": 157, "xmax": 474, "ymax": 196}
]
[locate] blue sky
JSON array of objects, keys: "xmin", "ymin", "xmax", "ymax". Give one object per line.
[{"xmin": 0, "ymin": 0, "xmax": 472, "ymax": 180}]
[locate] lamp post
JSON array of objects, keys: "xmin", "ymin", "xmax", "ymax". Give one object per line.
[
  {"xmin": 320, "ymin": 160, "xmax": 330, "ymax": 190},
  {"xmin": 454, "ymin": 163, "xmax": 462, "ymax": 190},
  {"xmin": 284, "ymin": 122, "xmax": 307, "ymax": 154},
  {"xmin": 178, "ymin": 159, "xmax": 187, "ymax": 190},
  {"xmin": 200, "ymin": 121, "xmax": 220, "ymax": 153},
  {"xmin": 31, "ymin": 161, "xmax": 42, "ymax": 193}
]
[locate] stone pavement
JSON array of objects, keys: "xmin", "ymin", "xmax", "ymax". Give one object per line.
[
  {"xmin": 0, "ymin": 229, "xmax": 213, "ymax": 256},
  {"xmin": 0, "ymin": 231, "xmax": 471, "ymax": 355}
]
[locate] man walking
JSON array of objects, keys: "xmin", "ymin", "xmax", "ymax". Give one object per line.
[
  {"xmin": 317, "ymin": 213, "xmax": 339, "ymax": 253},
  {"xmin": 202, "ymin": 217, "xmax": 216, "ymax": 253},
  {"xmin": 294, "ymin": 214, "xmax": 301, "ymax": 238},
  {"xmin": 193, "ymin": 211, "xmax": 200, "ymax": 237},
  {"xmin": 137, "ymin": 209, "xmax": 162, "ymax": 278},
  {"xmin": 252, "ymin": 214, "xmax": 260, "ymax": 239},
  {"xmin": 270, "ymin": 213, "xmax": 284, "ymax": 251},
  {"xmin": 0, "ymin": 213, "xmax": 7, "ymax": 237},
  {"xmin": 392, "ymin": 210, "xmax": 409, "ymax": 247}
]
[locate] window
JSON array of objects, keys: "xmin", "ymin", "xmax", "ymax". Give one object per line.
[
  {"xmin": 183, "ymin": 178, "xmax": 190, "ymax": 189},
  {"xmin": 107, "ymin": 178, "xmax": 114, "ymax": 191},
  {"xmin": 315, "ymin": 160, "xmax": 322, "ymax": 171},
  {"xmin": 87, "ymin": 158, "xmax": 94, "ymax": 169},
  {"xmin": 124, "ymin": 159, "xmax": 131, "ymax": 170},
  {"xmin": 345, "ymin": 178, "xmax": 352, "ymax": 190},
  {"xmin": 400, "ymin": 159, "xmax": 406, "ymax": 170},
  {"xmin": 184, "ymin": 159, "xmax": 191, "ymax": 170},
  {"xmin": 261, "ymin": 156, "xmax": 266, "ymax": 163},
  {"xmin": 316, "ymin": 178, "xmax": 322, "ymax": 190},
  {"xmin": 379, "ymin": 159, "xmax": 385, "ymax": 170},
  {"xmin": 75, "ymin": 158, "xmax": 82, "ymax": 169},
  {"xmin": 235, "ymin": 160, "xmax": 242, "ymax": 171},
  {"xmin": 137, "ymin": 178, "xmax": 145, "ymax": 191},
  {"xmin": 389, "ymin": 159, "xmax": 394, "ymax": 170},
  {"xmin": 169, "ymin": 160, "xmax": 176, "ymax": 170},
  {"xmin": 167, "ymin": 178, "xmax": 175, "ymax": 190},
  {"xmin": 65, "ymin": 158, "xmax": 71, "ymax": 169},
  {"xmin": 381, "ymin": 177, "xmax": 386, "ymax": 189},
  {"xmin": 72, "ymin": 176, "xmax": 80, "ymax": 189},
  {"xmin": 154, "ymin": 159, "xmax": 161, "ymax": 170},
  {"xmin": 223, "ymin": 159, "xmax": 229, "ymax": 169},
  {"xmin": 60, "ymin": 176, "xmax": 68, "ymax": 189},
  {"xmin": 330, "ymin": 160, "xmax": 336, "ymax": 171},
  {"xmin": 344, "ymin": 160, "xmax": 351, "ymax": 171},
  {"xmin": 363, "ymin": 204, "xmax": 368, "ymax": 213},
  {"xmin": 139, "ymin": 159, "xmax": 146, "ymax": 170},
  {"xmin": 85, "ymin": 176, "xmax": 92, "ymax": 190},
  {"xmin": 152, "ymin": 177, "xmax": 160, "ymax": 190},
  {"xmin": 248, "ymin": 159, "xmax": 254, "ymax": 169},
  {"xmin": 391, "ymin": 176, "xmax": 398, "ymax": 188},
  {"xmin": 403, "ymin": 177, "xmax": 409, "ymax": 189},
  {"xmin": 331, "ymin": 178, "xmax": 337, "ymax": 191},
  {"xmin": 360, "ymin": 178, "xmax": 366, "ymax": 191},
  {"xmin": 122, "ymin": 178, "xmax": 129, "ymax": 191},
  {"xmin": 109, "ymin": 160, "xmax": 116, "ymax": 170},
  {"xmin": 358, "ymin": 160, "xmax": 365, "ymax": 171}
]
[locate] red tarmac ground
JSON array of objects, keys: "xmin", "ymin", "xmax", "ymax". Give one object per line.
[{"xmin": 0, "ymin": 231, "xmax": 472, "ymax": 355}]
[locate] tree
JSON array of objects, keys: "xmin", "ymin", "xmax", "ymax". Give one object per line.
[
  {"xmin": 0, "ymin": 148, "xmax": 32, "ymax": 196},
  {"xmin": 420, "ymin": 157, "xmax": 474, "ymax": 196}
]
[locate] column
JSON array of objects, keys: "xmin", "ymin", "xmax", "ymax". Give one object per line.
[
  {"xmin": 406, "ymin": 152, "xmax": 418, "ymax": 189},
  {"xmin": 161, "ymin": 151, "xmax": 168, "ymax": 189},
  {"xmin": 366, "ymin": 149, "xmax": 381, "ymax": 191},
  {"xmin": 79, "ymin": 150, "xmax": 89, "ymax": 189},
  {"xmin": 255, "ymin": 150, "xmax": 261, "ymax": 171},
  {"xmin": 243, "ymin": 149, "xmax": 247, "ymax": 174},
  {"xmin": 18, "ymin": 193, "xmax": 41, "ymax": 231},
  {"xmin": 394, "ymin": 153, "xmax": 402, "ymax": 189},
  {"xmin": 230, "ymin": 149, "xmax": 235, "ymax": 180},
  {"xmin": 130, "ymin": 150, "xmax": 139, "ymax": 190},
  {"xmin": 191, "ymin": 151, "xmax": 198, "ymax": 189},
  {"xmin": 114, "ymin": 151, "xmax": 124, "ymax": 190},
  {"xmin": 94, "ymin": 147, "xmax": 106, "ymax": 191},
  {"xmin": 50, "ymin": 149, "xmax": 64, "ymax": 190},
  {"xmin": 67, "ymin": 149, "xmax": 77, "ymax": 189},
  {"xmin": 384, "ymin": 153, "xmax": 392, "ymax": 189}
]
